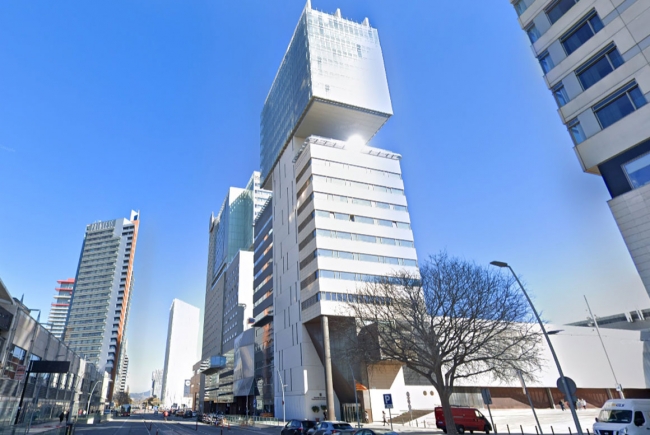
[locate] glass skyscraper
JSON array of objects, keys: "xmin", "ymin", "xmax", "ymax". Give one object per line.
[{"xmin": 260, "ymin": 2, "xmax": 393, "ymax": 185}]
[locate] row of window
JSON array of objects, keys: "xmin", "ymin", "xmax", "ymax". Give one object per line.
[
  {"xmin": 300, "ymin": 248, "xmax": 418, "ymax": 270},
  {"xmin": 299, "ymin": 228, "xmax": 415, "ymax": 251},
  {"xmin": 301, "ymin": 269, "xmax": 418, "ymax": 289},
  {"xmin": 518, "ymin": 0, "xmax": 580, "ymax": 29},
  {"xmin": 314, "ymin": 209, "xmax": 411, "ymax": 229},
  {"xmin": 569, "ymin": 81, "xmax": 646, "ymax": 144},
  {"xmin": 312, "ymin": 174, "xmax": 404, "ymax": 195},
  {"xmin": 537, "ymin": 10, "xmax": 603, "ymax": 75},
  {"xmin": 314, "ymin": 192, "xmax": 407, "ymax": 212},
  {"xmin": 301, "ymin": 291, "xmax": 392, "ymax": 311}
]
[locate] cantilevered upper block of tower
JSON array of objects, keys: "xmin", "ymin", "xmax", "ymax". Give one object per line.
[{"xmin": 259, "ymin": 1, "xmax": 393, "ymax": 187}]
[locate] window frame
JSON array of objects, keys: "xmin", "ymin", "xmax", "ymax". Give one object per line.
[
  {"xmin": 526, "ymin": 23, "xmax": 541, "ymax": 43},
  {"xmin": 545, "ymin": 0, "xmax": 579, "ymax": 25},
  {"xmin": 560, "ymin": 10, "xmax": 603, "ymax": 56},
  {"xmin": 552, "ymin": 82, "xmax": 569, "ymax": 107},
  {"xmin": 575, "ymin": 43, "xmax": 624, "ymax": 90},
  {"xmin": 538, "ymin": 51, "xmax": 555, "ymax": 74},
  {"xmin": 622, "ymin": 151, "xmax": 650, "ymax": 190},
  {"xmin": 593, "ymin": 81, "xmax": 647, "ymax": 129},
  {"xmin": 567, "ymin": 118, "xmax": 586, "ymax": 144}
]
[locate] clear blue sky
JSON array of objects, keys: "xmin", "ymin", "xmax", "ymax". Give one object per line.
[{"xmin": 1, "ymin": 1, "xmax": 648, "ymax": 394}]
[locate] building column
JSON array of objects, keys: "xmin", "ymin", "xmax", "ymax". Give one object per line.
[
  {"xmin": 546, "ymin": 388, "xmax": 555, "ymax": 409},
  {"xmin": 322, "ymin": 316, "xmax": 335, "ymax": 420}
]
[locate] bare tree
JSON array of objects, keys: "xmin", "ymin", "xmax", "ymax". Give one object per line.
[
  {"xmin": 113, "ymin": 391, "xmax": 132, "ymax": 406},
  {"xmin": 348, "ymin": 252, "xmax": 543, "ymax": 435}
]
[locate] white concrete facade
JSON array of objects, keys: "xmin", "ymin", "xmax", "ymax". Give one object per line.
[
  {"xmin": 271, "ymin": 135, "xmax": 424, "ymax": 422},
  {"xmin": 512, "ymin": 0, "xmax": 650, "ymax": 295},
  {"xmin": 162, "ymin": 299, "xmax": 200, "ymax": 408}
]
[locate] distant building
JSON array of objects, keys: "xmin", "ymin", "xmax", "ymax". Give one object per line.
[
  {"xmin": 46, "ymin": 278, "xmax": 74, "ymax": 339},
  {"xmin": 161, "ymin": 299, "xmax": 200, "ymax": 408},
  {"xmin": 115, "ymin": 339, "xmax": 129, "ymax": 393},
  {"xmin": 64, "ymin": 210, "xmax": 140, "ymax": 400},
  {"xmin": 151, "ymin": 369, "xmax": 163, "ymax": 398},
  {"xmin": 200, "ymin": 172, "xmax": 270, "ymax": 413},
  {"xmin": 569, "ymin": 308, "xmax": 650, "ymax": 331},
  {"xmin": 510, "ymin": 0, "xmax": 650, "ymax": 296}
]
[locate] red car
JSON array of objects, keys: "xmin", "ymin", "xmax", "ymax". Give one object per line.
[{"xmin": 435, "ymin": 407, "xmax": 492, "ymax": 434}]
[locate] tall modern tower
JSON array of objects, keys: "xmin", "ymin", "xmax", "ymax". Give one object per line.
[
  {"xmin": 161, "ymin": 299, "xmax": 200, "ymax": 408},
  {"xmin": 200, "ymin": 172, "xmax": 270, "ymax": 412},
  {"xmin": 46, "ymin": 278, "xmax": 75, "ymax": 339},
  {"xmin": 64, "ymin": 210, "xmax": 139, "ymax": 399},
  {"xmin": 261, "ymin": 3, "xmax": 423, "ymax": 421},
  {"xmin": 511, "ymin": 0, "xmax": 650, "ymax": 294}
]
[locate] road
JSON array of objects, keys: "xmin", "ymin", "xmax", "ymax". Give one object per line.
[{"xmin": 73, "ymin": 413, "xmax": 284, "ymax": 435}]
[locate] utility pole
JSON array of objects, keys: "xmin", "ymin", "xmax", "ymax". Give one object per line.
[{"xmin": 584, "ymin": 296, "xmax": 624, "ymax": 398}]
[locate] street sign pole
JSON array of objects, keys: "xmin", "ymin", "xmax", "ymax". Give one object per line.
[
  {"xmin": 14, "ymin": 362, "xmax": 33, "ymax": 425},
  {"xmin": 481, "ymin": 389, "xmax": 495, "ymax": 433},
  {"xmin": 383, "ymin": 394, "xmax": 394, "ymax": 431},
  {"xmin": 388, "ymin": 408, "xmax": 393, "ymax": 431}
]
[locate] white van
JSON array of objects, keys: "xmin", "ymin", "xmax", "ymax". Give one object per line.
[{"xmin": 594, "ymin": 399, "xmax": 650, "ymax": 435}]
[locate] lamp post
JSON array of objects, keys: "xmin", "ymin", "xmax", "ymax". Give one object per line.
[
  {"xmin": 276, "ymin": 368, "xmax": 286, "ymax": 424},
  {"xmin": 490, "ymin": 261, "xmax": 583, "ymax": 435},
  {"xmin": 86, "ymin": 379, "xmax": 112, "ymax": 417}
]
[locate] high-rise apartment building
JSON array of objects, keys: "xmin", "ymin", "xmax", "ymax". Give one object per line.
[
  {"xmin": 200, "ymin": 172, "xmax": 270, "ymax": 412},
  {"xmin": 261, "ymin": 3, "xmax": 423, "ymax": 420},
  {"xmin": 161, "ymin": 299, "xmax": 200, "ymax": 408},
  {"xmin": 115, "ymin": 339, "xmax": 129, "ymax": 393},
  {"xmin": 46, "ymin": 278, "xmax": 74, "ymax": 339},
  {"xmin": 64, "ymin": 210, "xmax": 139, "ymax": 400},
  {"xmin": 511, "ymin": 0, "xmax": 650, "ymax": 294}
]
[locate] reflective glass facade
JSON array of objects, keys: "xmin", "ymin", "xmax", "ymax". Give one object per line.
[{"xmin": 260, "ymin": 6, "xmax": 393, "ymax": 184}]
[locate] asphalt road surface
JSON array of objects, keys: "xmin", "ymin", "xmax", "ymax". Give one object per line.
[{"xmin": 73, "ymin": 413, "xmax": 284, "ymax": 435}]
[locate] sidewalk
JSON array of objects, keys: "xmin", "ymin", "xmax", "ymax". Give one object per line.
[{"xmin": 376, "ymin": 407, "xmax": 600, "ymax": 434}]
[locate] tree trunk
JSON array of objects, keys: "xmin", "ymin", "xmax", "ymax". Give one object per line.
[{"xmin": 439, "ymin": 390, "xmax": 458, "ymax": 435}]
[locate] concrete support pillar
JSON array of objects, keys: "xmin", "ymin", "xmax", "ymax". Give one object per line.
[
  {"xmin": 546, "ymin": 388, "xmax": 556, "ymax": 409},
  {"xmin": 322, "ymin": 316, "xmax": 336, "ymax": 420}
]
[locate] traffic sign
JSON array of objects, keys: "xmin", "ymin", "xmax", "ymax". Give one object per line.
[
  {"xmin": 383, "ymin": 394, "xmax": 393, "ymax": 409},
  {"xmin": 556, "ymin": 377, "xmax": 577, "ymax": 401},
  {"xmin": 253, "ymin": 399, "xmax": 257, "ymax": 408}
]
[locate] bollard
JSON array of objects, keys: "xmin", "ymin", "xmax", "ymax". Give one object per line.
[
  {"xmin": 569, "ymin": 428, "xmax": 572, "ymax": 435},
  {"xmin": 587, "ymin": 429, "xmax": 590, "ymax": 435},
  {"xmin": 520, "ymin": 425, "xmax": 524, "ymax": 435},
  {"xmin": 416, "ymin": 420, "xmax": 418, "ymax": 427},
  {"xmin": 551, "ymin": 426, "xmax": 554, "ymax": 435},
  {"xmin": 196, "ymin": 421, "xmax": 198, "ymax": 431},
  {"xmin": 221, "ymin": 427, "xmax": 223, "ymax": 435},
  {"xmin": 507, "ymin": 424, "xmax": 511, "ymax": 434}
]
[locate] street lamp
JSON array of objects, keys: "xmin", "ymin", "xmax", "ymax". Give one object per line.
[
  {"xmin": 86, "ymin": 379, "xmax": 112, "ymax": 416},
  {"xmin": 490, "ymin": 261, "xmax": 583, "ymax": 435},
  {"xmin": 276, "ymin": 368, "xmax": 286, "ymax": 424}
]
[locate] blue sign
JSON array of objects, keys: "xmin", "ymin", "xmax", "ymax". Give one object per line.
[
  {"xmin": 253, "ymin": 399, "xmax": 257, "ymax": 408},
  {"xmin": 383, "ymin": 394, "xmax": 393, "ymax": 409}
]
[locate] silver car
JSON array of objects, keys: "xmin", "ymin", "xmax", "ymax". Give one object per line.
[{"xmin": 312, "ymin": 421, "xmax": 355, "ymax": 435}]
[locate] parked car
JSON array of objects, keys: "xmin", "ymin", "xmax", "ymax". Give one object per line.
[
  {"xmin": 594, "ymin": 399, "xmax": 650, "ymax": 435},
  {"xmin": 353, "ymin": 430, "xmax": 379, "ymax": 435},
  {"xmin": 312, "ymin": 421, "xmax": 355, "ymax": 435},
  {"xmin": 435, "ymin": 407, "xmax": 492, "ymax": 434},
  {"xmin": 183, "ymin": 410, "xmax": 193, "ymax": 418},
  {"xmin": 281, "ymin": 420, "xmax": 318, "ymax": 435}
]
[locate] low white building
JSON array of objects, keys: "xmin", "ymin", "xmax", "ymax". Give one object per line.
[{"xmin": 367, "ymin": 324, "xmax": 650, "ymax": 416}]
